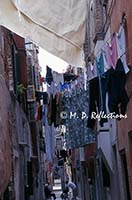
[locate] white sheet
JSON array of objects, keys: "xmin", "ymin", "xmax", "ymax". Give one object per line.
[{"xmin": 0, "ymin": 0, "xmax": 87, "ymax": 66}]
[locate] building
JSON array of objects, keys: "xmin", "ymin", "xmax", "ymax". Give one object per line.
[
  {"xmin": 110, "ymin": 0, "xmax": 132, "ymax": 199},
  {"xmin": 84, "ymin": 0, "xmax": 132, "ymax": 199},
  {"xmin": 0, "ymin": 26, "xmax": 45, "ymax": 200}
]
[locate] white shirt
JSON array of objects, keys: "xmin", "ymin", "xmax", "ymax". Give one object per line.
[{"xmin": 116, "ymin": 24, "xmax": 130, "ymax": 74}]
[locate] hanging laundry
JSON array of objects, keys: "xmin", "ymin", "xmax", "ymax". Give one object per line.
[
  {"xmin": 106, "ymin": 58, "xmax": 129, "ymax": 116},
  {"xmin": 102, "ymin": 51, "xmax": 111, "ymax": 72},
  {"xmin": 116, "ymin": 24, "xmax": 130, "ymax": 74},
  {"xmin": 87, "ymin": 76, "xmax": 108, "ymax": 128},
  {"xmin": 35, "ymin": 103, "xmax": 43, "ymax": 121},
  {"xmin": 105, "ymin": 35, "xmax": 118, "ymax": 69},
  {"xmin": 40, "ymin": 76, "xmax": 45, "ymax": 83},
  {"xmin": 43, "ymin": 92, "xmax": 48, "ymax": 104},
  {"xmin": 46, "ymin": 65, "xmax": 53, "ymax": 85},
  {"xmin": 47, "ymin": 94, "xmax": 53, "ymax": 125},
  {"xmin": 55, "ymin": 92, "xmax": 63, "ymax": 126},
  {"xmin": 100, "ymin": 73, "xmax": 108, "ymax": 126},
  {"xmin": 47, "ymin": 94, "xmax": 57, "ymax": 126},
  {"xmin": 87, "ymin": 77, "xmax": 100, "ymax": 129},
  {"xmin": 42, "ymin": 92, "xmax": 49, "ymax": 126},
  {"xmin": 47, "ymin": 92, "xmax": 63, "ymax": 127},
  {"xmin": 96, "ymin": 53, "xmax": 105, "ymax": 76},
  {"xmin": 42, "ymin": 105, "xmax": 46, "ymax": 126},
  {"xmin": 35, "ymin": 91, "xmax": 43, "ymax": 102},
  {"xmin": 87, "ymin": 61, "xmax": 97, "ymax": 81},
  {"xmin": 43, "ymin": 104, "xmax": 55, "ymax": 163},
  {"xmin": 62, "ymin": 77, "xmax": 96, "ymax": 149},
  {"xmin": 52, "ymin": 71, "xmax": 64, "ymax": 85},
  {"xmin": 87, "ymin": 59, "xmax": 128, "ymax": 128},
  {"xmin": 60, "ymin": 82, "xmax": 71, "ymax": 92},
  {"xmin": 63, "ymin": 72, "xmax": 78, "ymax": 82}
]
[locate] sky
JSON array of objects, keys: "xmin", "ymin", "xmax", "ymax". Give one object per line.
[{"xmin": 38, "ymin": 47, "xmax": 68, "ymax": 77}]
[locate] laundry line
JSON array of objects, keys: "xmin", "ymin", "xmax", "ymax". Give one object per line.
[{"xmin": 86, "ymin": 11, "xmax": 132, "ymax": 61}]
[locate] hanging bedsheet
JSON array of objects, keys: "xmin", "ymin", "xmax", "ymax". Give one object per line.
[
  {"xmin": 62, "ymin": 78, "xmax": 96, "ymax": 149},
  {"xmin": 0, "ymin": 0, "xmax": 86, "ymax": 66}
]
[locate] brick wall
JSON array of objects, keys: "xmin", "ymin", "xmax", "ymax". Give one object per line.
[
  {"xmin": 0, "ymin": 76, "xmax": 12, "ymax": 196},
  {"xmin": 94, "ymin": 0, "xmax": 104, "ymax": 42},
  {"xmin": 0, "ymin": 27, "xmax": 13, "ymax": 196},
  {"xmin": 84, "ymin": 0, "xmax": 105, "ymax": 60}
]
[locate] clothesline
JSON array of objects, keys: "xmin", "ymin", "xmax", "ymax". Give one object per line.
[
  {"xmin": 98, "ymin": 39, "xmax": 132, "ymax": 68},
  {"xmin": 86, "ymin": 42, "xmax": 132, "ymax": 83},
  {"xmin": 94, "ymin": 33, "xmax": 132, "ymax": 61},
  {"xmin": 86, "ymin": 29, "xmax": 132, "ymax": 77},
  {"xmin": 86, "ymin": 13, "xmax": 130, "ymax": 62},
  {"xmin": 120, "ymin": 42, "xmax": 132, "ymax": 59},
  {"xmin": 45, "ymin": 74, "xmax": 79, "ymax": 78},
  {"xmin": 46, "ymin": 74, "xmax": 85, "ymax": 95}
]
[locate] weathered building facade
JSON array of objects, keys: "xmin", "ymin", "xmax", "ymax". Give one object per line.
[
  {"xmin": 0, "ymin": 26, "xmax": 44, "ymax": 200},
  {"xmin": 110, "ymin": 0, "xmax": 132, "ymax": 199},
  {"xmin": 84, "ymin": 0, "xmax": 132, "ymax": 199}
]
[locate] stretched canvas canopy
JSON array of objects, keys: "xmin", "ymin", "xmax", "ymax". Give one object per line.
[{"xmin": 0, "ymin": 0, "xmax": 87, "ymax": 66}]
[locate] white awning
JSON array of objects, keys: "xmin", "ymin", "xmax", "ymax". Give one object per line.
[{"xmin": 0, "ymin": 0, "xmax": 87, "ymax": 66}]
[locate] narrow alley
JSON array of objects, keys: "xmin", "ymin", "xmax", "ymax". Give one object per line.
[{"xmin": 0, "ymin": 0, "xmax": 132, "ymax": 200}]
